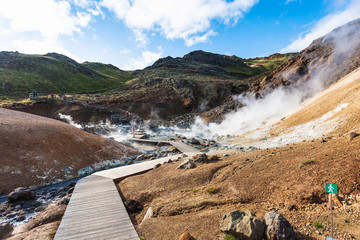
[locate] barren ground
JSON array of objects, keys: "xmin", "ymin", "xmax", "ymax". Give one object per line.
[
  {"xmin": 118, "ymin": 69, "xmax": 360, "ymax": 240},
  {"xmin": 0, "ymin": 108, "xmax": 139, "ymax": 194},
  {"xmin": 119, "ymin": 137, "xmax": 360, "ymax": 240}
]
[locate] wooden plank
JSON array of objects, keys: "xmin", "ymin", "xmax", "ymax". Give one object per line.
[{"xmin": 55, "ymin": 141, "xmax": 201, "ymax": 240}]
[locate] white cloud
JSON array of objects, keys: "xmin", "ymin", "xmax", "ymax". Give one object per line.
[
  {"xmin": 281, "ymin": 0, "xmax": 360, "ymax": 52},
  {"xmin": 101, "ymin": 0, "xmax": 258, "ymax": 46},
  {"xmin": 285, "ymin": 0, "xmax": 300, "ymax": 4},
  {"xmin": 125, "ymin": 47, "xmax": 164, "ymax": 70},
  {"xmin": 0, "ymin": 0, "xmax": 92, "ymax": 58}
]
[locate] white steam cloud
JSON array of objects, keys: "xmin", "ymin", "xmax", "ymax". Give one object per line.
[{"xmin": 182, "ymin": 19, "xmax": 360, "ymax": 140}]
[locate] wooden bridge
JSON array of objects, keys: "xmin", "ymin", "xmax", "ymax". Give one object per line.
[{"xmin": 54, "ymin": 139, "xmax": 200, "ymax": 240}]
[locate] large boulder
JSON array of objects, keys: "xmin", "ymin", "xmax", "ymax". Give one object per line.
[
  {"xmin": 220, "ymin": 210, "xmax": 265, "ymax": 240},
  {"xmin": 0, "ymin": 222, "xmax": 13, "ymax": 239},
  {"xmin": 8, "ymin": 187, "xmax": 35, "ymax": 202},
  {"xmin": 263, "ymin": 212, "xmax": 296, "ymax": 240}
]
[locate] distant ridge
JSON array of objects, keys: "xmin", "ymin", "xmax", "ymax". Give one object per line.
[{"xmin": 0, "ymin": 51, "xmax": 131, "ymax": 95}]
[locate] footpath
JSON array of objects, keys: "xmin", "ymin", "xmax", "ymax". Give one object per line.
[{"xmin": 54, "ymin": 139, "xmax": 200, "ymax": 240}]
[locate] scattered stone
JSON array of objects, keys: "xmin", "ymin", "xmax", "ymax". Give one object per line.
[
  {"xmin": 220, "ymin": 210, "xmax": 264, "ymax": 240},
  {"xmin": 190, "ymin": 138, "xmax": 200, "ymax": 145},
  {"xmin": 223, "ymin": 153, "xmax": 229, "ymax": 157},
  {"xmin": 56, "ymin": 195, "xmax": 71, "ymax": 205},
  {"xmin": 153, "ymin": 163, "xmax": 161, "ymax": 170},
  {"xmin": 8, "ymin": 187, "xmax": 35, "ymax": 202},
  {"xmin": 329, "ymin": 194, "xmax": 343, "ymax": 207},
  {"xmin": 179, "ymin": 232, "xmax": 195, "ymax": 240},
  {"xmin": 0, "ymin": 222, "xmax": 13, "ymax": 239},
  {"xmin": 349, "ymin": 132, "xmax": 359, "ymax": 140},
  {"xmin": 286, "ymin": 204, "xmax": 298, "ymax": 211},
  {"xmin": 35, "ymin": 206, "xmax": 46, "ymax": 213},
  {"xmin": 264, "ymin": 211, "xmax": 296, "ymax": 240},
  {"xmin": 176, "ymin": 160, "xmax": 196, "ymax": 169},
  {"xmin": 209, "ymin": 155, "xmax": 221, "ymax": 162},
  {"xmin": 192, "ymin": 153, "xmax": 208, "ymax": 163},
  {"xmin": 142, "ymin": 207, "xmax": 154, "ymax": 222},
  {"xmin": 125, "ymin": 199, "xmax": 143, "ymax": 213},
  {"xmin": 67, "ymin": 187, "xmax": 74, "ymax": 194},
  {"xmin": 127, "ymin": 160, "xmax": 134, "ymax": 165},
  {"xmin": 16, "ymin": 215, "xmax": 26, "ymax": 222},
  {"xmin": 23, "ymin": 205, "xmax": 67, "ymax": 231}
]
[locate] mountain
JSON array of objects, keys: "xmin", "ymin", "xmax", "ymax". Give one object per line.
[
  {"xmin": 250, "ymin": 18, "xmax": 360, "ymax": 96},
  {"xmin": 0, "ymin": 52, "xmax": 131, "ymax": 95},
  {"xmin": 202, "ymin": 18, "xmax": 360, "ymax": 122},
  {"xmin": 107, "ymin": 50, "xmax": 292, "ymax": 119}
]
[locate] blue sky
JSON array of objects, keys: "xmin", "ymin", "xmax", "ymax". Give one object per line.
[{"xmin": 0, "ymin": 0, "xmax": 360, "ymax": 70}]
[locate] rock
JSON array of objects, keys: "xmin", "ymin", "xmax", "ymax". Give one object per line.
[
  {"xmin": 264, "ymin": 211, "xmax": 296, "ymax": 240},
  {"xmin": 125, "ymin": 199, "xmax": 143, "ymax": 213},
  {"xmin": 127, "ymin": 160, "xmax": 134, "ymax": 165},
  {"xmin": 192, "ymin": 153, "xmax": 208, "ymax": 163},
  {"xmin": 56, "ymin": 195, "xmax": 71, "ymax": 205},
  {"xmin": 223, "ymin": 153, "xmax": 229, "ymax": 157},
  {"xmin": 190, "ymin": 138, "xmax": 200, "ymax": 145},
  {"xmin": 286, "ymin": 204, "xmax": 298, "ymax": 211},
  {"xmin": 8, "ymin": 187, "xmax": 35, "ymax": 202},
  {"xmin": 142, "ymin": 207, "xmax": 154, "ymax": 222},
  {"xmin": 209, "ymin": 155, "xmax": 221, "ymax": 162},
  {"xmin": 0, "ymin": 222, "xmax": 13, "ymax": 239},
  {"xmin": 67, "ymin": 187, "xmax": 74, "ymax": 194},
  {"xmin": 16, "ymin": 215, "xmax": 26, "ymax": 221},
  {"xmin": 35, "ymin": 206, "xmax": 46, "ymax": 212},
  {"xmin": 179, "ymin": 232, "xmax": 195, "ymax": 240},
  {"xmin": 167, "ymin": 159, "xmax": 173, "ymax": 163},
  {"xmin": 176, "ymin": 160, "xmax": 196, "ymax": 169},
  {"xmin": 153, "ymin": 163, "xmax": 161, "ymax": 170},
  {"xmin": 349, "ymin": 132, "xmax": 359, "ymax": 140},
  {"xmin": 220, "ymin": 210, "xmax": 264, "ymax": 240},
  {"xmin": 23, "ymin": 204, "xmax": 66, "ymax": 231}
]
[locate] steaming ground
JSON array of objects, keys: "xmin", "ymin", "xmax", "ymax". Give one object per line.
[
  {"xmin": 59, "ymin": 66, "xmax": 360, "ymax": 154},
  {"xmin": 233, "ymin": 67, "xmax": 360, "ymax": 147}
]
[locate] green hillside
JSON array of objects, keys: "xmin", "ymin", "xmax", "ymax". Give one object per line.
[{"xmin": 0, "ymin": 52, "xmax": 131, "ymax": 95}]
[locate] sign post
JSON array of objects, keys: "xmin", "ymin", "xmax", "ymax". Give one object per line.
[{"xmin": 325, "ymin": 183, "xmax": 338, "ymax": 240}]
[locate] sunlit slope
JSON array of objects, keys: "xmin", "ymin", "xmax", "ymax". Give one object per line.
[
  {"xmin": 234, "ymin": 67, "xmax": 360, "ymax": 145},
  {"xmin": 274, "ymin": 67, "xmax": 360, "ymax": 134}
]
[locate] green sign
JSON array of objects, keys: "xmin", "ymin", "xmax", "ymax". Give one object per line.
[{"xmin": 325, "ymin": 183, "xmax": 338, "ymax": 194}]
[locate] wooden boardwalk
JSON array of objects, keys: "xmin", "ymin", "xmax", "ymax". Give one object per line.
[{"xmin": 54, "ymin": 140, "xmax": 200, "ymax": 240}]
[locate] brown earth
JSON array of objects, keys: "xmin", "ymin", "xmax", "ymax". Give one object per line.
[
  {"xmin": 118, "ymin": 68, "xmax": 360, "ymax": 240},
  {"xmin": 0, "ymin": 108, "xmax": 139, "ymax": 194},
  {"xmin": 119, "ymin": 138, "xmax": 360, "ymax": 240}
]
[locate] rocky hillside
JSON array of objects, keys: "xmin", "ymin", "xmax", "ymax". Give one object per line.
[
  {"xmin": 104, "ymin": 51, "xmax": 291, "ymax": 119},
  {"xmin": 203, "ymin": 18, "xmax": 360, "ymax": 122},
  {"xmin": 251, "ymin": 18, "xmax": 360, "ymax": 95},
  {"xmin": 115, "ymin": 66, "xmax": 360, "ymax": 240},
  {"xmin": 0, "ymin": 108, "xmax": 139, "ymax": 194},
  {"xmin": 0, "ymin": 52, "xmax": 131, "ymax": 95}
]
